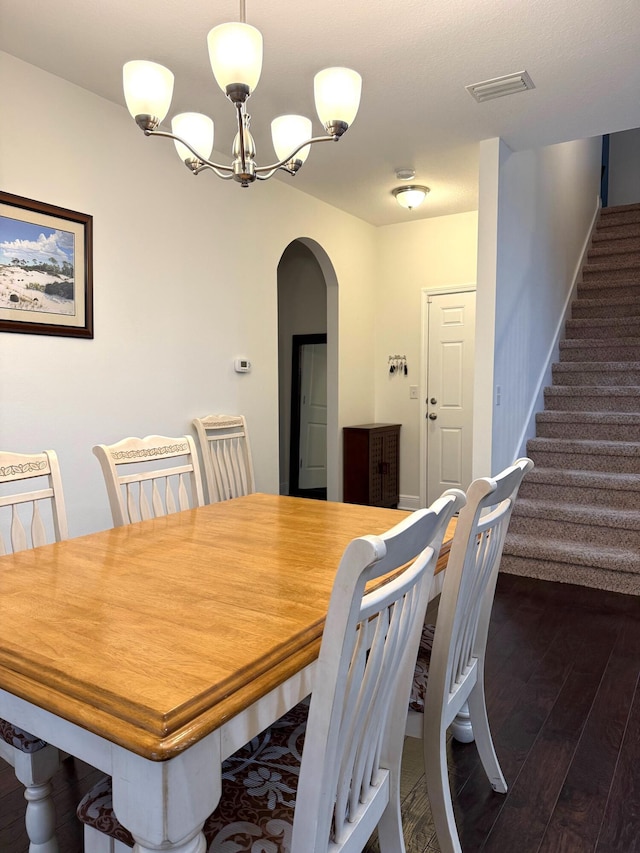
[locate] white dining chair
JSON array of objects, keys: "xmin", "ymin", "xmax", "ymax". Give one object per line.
[
  {"xmin": 0, "ymin": 449, "xmax": 69, "ymax": 853},
  {"xmin": 76, "ymin": 488, "xmax": 466, "ymax": 853},
  {"xmin": 192, "ymin": 414, "xmax": 255, "ymax": 503},
  {"xmin": 93, "ymin": 434, "xmax": 204, "ymax": 527},
  {"xmin": 406, "ymin": 457, "xmax": 534, "ymax": 853}
]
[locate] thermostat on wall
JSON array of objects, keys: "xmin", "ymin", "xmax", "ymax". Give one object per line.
[{"xmin": 234, "ymin": 358, "xmax": 251, "ymax": 373}]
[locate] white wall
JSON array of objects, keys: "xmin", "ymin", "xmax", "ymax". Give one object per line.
[
  {"xmin": 374, "ymin": 212, "xmax": 478, "ymax": 504},
  {"xmin": 476, "ymin": 136, "xmax": 602, "ymax": 476},
  {"xmin": 0, "ymin": 52, "xmax": 378, "ymax": 535},
  {"xmin": 608, "ymin": 128, "xmax": 640, "ymax": 207}
]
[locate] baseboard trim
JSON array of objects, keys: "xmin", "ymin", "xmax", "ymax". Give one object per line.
[{"xmin": 398, "ymin": 495, "xmax": 421, "ymax": 510}]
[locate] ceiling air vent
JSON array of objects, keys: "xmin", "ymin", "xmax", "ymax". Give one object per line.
[{"xmin": 466, "ymin": 71, "xmax": 535, "ymax": 103}]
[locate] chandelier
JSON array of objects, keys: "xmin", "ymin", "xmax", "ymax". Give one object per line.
[{"xmin": 122, "ymin": 1, "xmax": 362, "ymax": 188}]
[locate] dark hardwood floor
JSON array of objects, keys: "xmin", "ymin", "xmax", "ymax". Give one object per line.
[{"xmin": 1, "ymin": 573, "xmax": 639, "ymax": 852}]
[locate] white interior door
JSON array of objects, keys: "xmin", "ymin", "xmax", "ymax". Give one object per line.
[
  {"xmin": 426, "ymin": 289, "xmax": 475, "ymax": 504},
  {"xmin": 298, "ymin": 342, "xmax": 327, "ymax": 489}
]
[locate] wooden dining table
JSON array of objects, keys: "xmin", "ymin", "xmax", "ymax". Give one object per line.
[{"xmin": 0, "ymin": 493, "xmax": 455, "ymax": 852}]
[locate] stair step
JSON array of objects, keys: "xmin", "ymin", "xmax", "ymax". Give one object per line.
[
  {"xmin": 577, "ymin": 279, "xmax": 640, "ymax": 300},
  {"xmin": 583, "ymin": 260, "xmax": 640, "ymax": 282},
  {"xmin": 510, "ymin": 499, "xmax": 640, "ymax": 549},
  {"xmin": 559, "ymin": 337, "xmax": 640, "ymax": 362},
  {"xmin": 597, "ymin": 206, "xmax": 640, "ymax": 229},
  {"xmin": 536, "ymin": 410, "xmax": 640, "ymax": 441},
  {"xmin": 592, "ymin": 221, "xmax": 640, "ymax": 243},
  {"xmin": 565, "ymin": 316, "xmax": 640, "ymax": 339},
  {"xmin": 552, "ymin": 361, "xmax": 640, "ymax": 386},
  {"xmin": 500, "ymin": 547, "xmax": 640, "ymax": 596},
  {"xmin": 513, "ymin": 497, "xmax": 640, "ymax": 528},
  {"xmin": 572, "ymin": 294, "xmax": 640, "ymax": 319},
  {"xmin": 527, "ymin": 436, "xmax": 640, "ymax": 474},
  {"xmin": 503, "ymin": 532, "xmax": 640, "ymax": 575},
  {"xmin": 588, "ymin": 238, "xmax": 640, "ymax": 260},
  {"xmin": 518, "ymin": 467, "xmax": 640, "ymax": 510},
  {"xmin": 544, "ymin": 385, "xmax": 640, "ymax": 412}
]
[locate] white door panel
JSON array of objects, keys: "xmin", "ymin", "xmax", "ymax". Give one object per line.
[
  {"xmin": 299, "ymin": 343, "xmax": 327, "ymax": 489},
  {"xmin": 426, "ymin": 290, "xmax": 475, "ymax": 504}
]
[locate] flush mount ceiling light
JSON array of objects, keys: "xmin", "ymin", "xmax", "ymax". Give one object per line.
[
  {"xmin": 392, "ymin": 185, "xmax": 430, "ymax": 210},
  {"xmin": 122, "ymin": 0, "xmax": 362, "ymax": 188}
]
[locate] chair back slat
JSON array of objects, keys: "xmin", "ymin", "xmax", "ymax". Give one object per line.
[
  {"xmin": 30, "ymin": 501, "xmax": 47, "ymax": 548},
  {"xmin": 177, "ymin": 473, "xmax": 190, "ymax": 511},
  {"xmin": 0, "ymin": 450, "xmax": 68, "ymax": 554},
  {"xmin": 93, "ymin": 435, "xmax": 204, "ymax": 528},
  {"xmin": 292, "ymin": 488, "xmax": 466, "ymax": 850},
  {"xmin": 193, "ymin": 415, "xmax": 255, "ymax": 503},
  {"xmin": 11, "ymin": 504, "xmax": 28, "ymax": 553}
]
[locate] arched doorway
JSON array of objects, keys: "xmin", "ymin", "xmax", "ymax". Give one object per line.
[{"xmin": 277, "ymin": 238, "xmax": 338, "ymax": 499}]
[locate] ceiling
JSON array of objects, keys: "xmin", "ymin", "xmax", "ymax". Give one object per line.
[{"xmin": 1, "ymin": 0, "xmax": 639, "ymax": 226}]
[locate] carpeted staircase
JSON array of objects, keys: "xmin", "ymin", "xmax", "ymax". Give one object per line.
[{"xmin": 501, "ymin": 202, "xmax": 640, "ymax": 595}]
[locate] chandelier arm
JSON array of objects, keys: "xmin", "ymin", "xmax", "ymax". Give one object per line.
[
  {"xmin": 254, "ymin": 134, "xmax": 338, "ymax": 174},
  {"xmin": 193, "ymin": 164, "xmax": 235, "ymax": 179},
  {"xmin": 144, "ymin": 128, "xmax": 234, "ymax": 173},
  {"xmin": 255, "ymin": 166, "xmax": 296, "ymax": 180}
]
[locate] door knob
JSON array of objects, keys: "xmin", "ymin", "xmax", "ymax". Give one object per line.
[
  {"xmin": 428, "ymin": 413, "xmax": 437, "ymax": 420},
  {"xmin": 430, "ymin": 398, "xmax": 437, "ymax": 404}
]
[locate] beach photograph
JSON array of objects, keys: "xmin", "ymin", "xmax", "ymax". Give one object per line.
[{"xmin": 0, "ymin": 213, "xmax": 76, "ymax": 316}]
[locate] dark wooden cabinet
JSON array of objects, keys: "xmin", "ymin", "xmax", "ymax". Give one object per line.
[{"xmin": 343, "ymin": 423, "xmax": 401, "ymax": 508}]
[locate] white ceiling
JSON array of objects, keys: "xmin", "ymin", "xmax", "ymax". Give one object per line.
[{"xmin": 2, "ymin": 0, "xmax": 640, "ymax": 226}]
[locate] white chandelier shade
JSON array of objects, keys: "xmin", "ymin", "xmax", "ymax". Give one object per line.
[
  {"xmin": 314, "ymin": 67, "xmax": 362, "ymax": 130},
  {"xmin": 123, "ymin": 61, "xmax": 174, "ymax": 124},
  {"xmin": 171, "ymin": 113, "xmax": 215, "ymax": 163},
  {"xmin": 271, "ymin": 115, "xmax": 312, "ymax": 165},
  {"xmin": 207, "ymin": 22, "xmax": 263, "ymax": 96},
  {"xmin": 121, "ymin": 4, "xmax": 361, "ymax": 188}
]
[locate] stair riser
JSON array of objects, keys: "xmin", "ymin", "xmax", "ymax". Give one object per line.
[
  {"xmin": 509, "ymin": 514, "xmax": 640, "ymax": 550},
  {"xmin": 551, "ymin": 368, "xmax": 640, "ymax": 386},
  {"xmin": 589, "ymin": 238, "xmax": 640, "ymax": 259},
  {"xmin": 536, "ymin": 421, "xmax": 640, "ymax": 442},
  {"xmin": 597, "ymin": 210, "xmax": 640, "ymax": 228},
  {"xmin": 565, "ymin": 321, "xmax": 640, "ymax": 339},
  {"xmin": 587, "ymin": 250, "xmax": 640, "ymax": 266},
  {"xmin": 583, "ymin": 266, "xmax": 640, "ymax": 283},
  {"xmin": 560, "ymin": 345, "xmax": 640, "ymax": 362},
  {"xmin": 499, "ymin": 555, "xmax": 640, "ymax": 596},
  {"xmin": 527, "ymin": 448, "xmax": 640, "ymax": 474},
  {"xmin": 544, "ymin": 392, "xmax": 640, "ymax": 413},
  {"xmin": 593, "ymin": 223, "xmax": 640, "ymax": 242},
  {"xmin": 519, "ymin": 480, "xmax": 640, "ymax": 510},
  {"xmin": 572, "ymin": 302, "xmax": 640, "ymax": 320},
  {"xmin": 577, "ymin": 282, "xmax": 640, "ymax": 300}
]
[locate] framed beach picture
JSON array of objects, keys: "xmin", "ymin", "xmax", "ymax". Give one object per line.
[{"xmin": 0, "ymin": 191, "xmax": 93, "ymax": 338}]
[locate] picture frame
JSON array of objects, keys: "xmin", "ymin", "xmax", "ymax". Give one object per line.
[{"xmin": 0, "ymin": 191, "xmax": 93, "ymax": 338}]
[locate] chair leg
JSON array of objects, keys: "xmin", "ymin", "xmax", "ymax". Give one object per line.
[
  {"xmin": 450, "ymin": 701, "xmax": 475, "ymax": 743},
  {"xmin": 467, "ymin": 680, "xmax": 507, "ymax": 793},
  {"xmin": 376, "ymin": 773, "xmax": 406, "ymax": 853},
  {"xmin": 13, "ymin": 745, "xmax": 61, "ymax": 853},
  {"xmin": 423, "ymin": 719, "xmax": 462, "ymax": 853}
]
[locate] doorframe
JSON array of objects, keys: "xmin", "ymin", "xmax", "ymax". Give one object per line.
[
  {"xmin": 419, "ymin": 284, "xmax": 476, "ymax": 507},
  {"xmin": 289, "ymin": 332, "xmax": 327, "ymax": 497}
]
